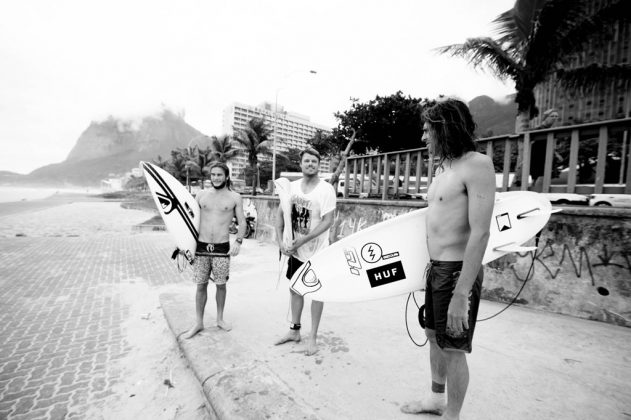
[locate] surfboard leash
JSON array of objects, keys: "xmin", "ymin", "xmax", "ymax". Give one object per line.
[
  {"xmin": 405, "ymin": 291, "xmax": 429, "ymax": 347},
  {"xmin": 478, "ymin": 230, "xmax": 542, "ymax": 322},
  {"xmin": 406, "ymin": 230, "xmax": 542, "ymax": 345}
]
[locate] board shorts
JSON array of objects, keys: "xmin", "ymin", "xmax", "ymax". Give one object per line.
[
  {"xmin": 424, "ymin": 260, "xmax": 483, "ymax": 353},
  {"xmin": 285, "ymin": 254, "xmax": 304, "ymax": 279},
  {"xmin": 192, "ymin": 242, "xmax": 230, "ymax": 285}
]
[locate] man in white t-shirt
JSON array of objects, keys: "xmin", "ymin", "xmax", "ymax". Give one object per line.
[{"xmin": 274, "ymin": 148, "xmax": 337, "ymax": 356}]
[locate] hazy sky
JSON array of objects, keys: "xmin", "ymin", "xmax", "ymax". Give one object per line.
[{"xmin": 0, "ymin": 0, "xmax": 517, "ymax": 174}]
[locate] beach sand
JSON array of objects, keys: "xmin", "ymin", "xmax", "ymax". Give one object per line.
[{"xmin": 0, "ymin": 194, "xmax": 211, "ymax": 419}]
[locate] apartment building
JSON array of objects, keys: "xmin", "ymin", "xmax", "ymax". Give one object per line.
[
  {"xmin": 532, "ymin": 17, "xmax": 631, "ymax": 127},
  {"xmin": 222, "ymin": 102, "xmax": 332, "ymax": 180}
]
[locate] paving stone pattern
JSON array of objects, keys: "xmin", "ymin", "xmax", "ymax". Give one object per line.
[{"xmin": 0, "ymin": 234, "xmax": 189, "ymax": 419}]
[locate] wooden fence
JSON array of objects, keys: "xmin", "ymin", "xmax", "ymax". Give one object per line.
[{"xmin": 343, "ymin": 117, "xmax": 631, "ymax": 199}]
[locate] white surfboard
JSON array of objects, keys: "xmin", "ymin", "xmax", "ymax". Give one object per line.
[
  {"xmin": 140, "ymin": 161, "xmax": 201, "ymax": 263},
  {"xmin": 288, "ymin": 191, "xmax": 555, "ymax": 302}
]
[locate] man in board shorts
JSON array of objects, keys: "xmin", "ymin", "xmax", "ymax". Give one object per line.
[
  {"xmin": 274, "ymin": 148, "xmax": 337, "ymax": 356},
  {"xmin": 401, "ymin": 99, "xmax": 495, "ymax": 420},
  {"xmin": 184, "ymin": 162, "xmax": 246, "ymax": 338}
]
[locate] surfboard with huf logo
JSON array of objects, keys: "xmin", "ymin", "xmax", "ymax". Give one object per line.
[
  {"xmin": 289, "ymin": 191, "xmax": 556, "ymax": 302},
  {"xmin": 140, "ymin": 161, "xmax": 201, "ymax": 264}
]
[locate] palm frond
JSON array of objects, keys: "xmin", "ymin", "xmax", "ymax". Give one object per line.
[
  {"xmin": 437, "ymin": 37, "xmax": 522, "ymax": 80},
  {"xmin": 524, "ymin": 0, "xmax": 591, "ymax": 74},
  {"xmin": 556, "ymin": 63, "xmax": 631, "ymax": 92},
  {"xmin": 492, "ymin": 0, "xmax": 547, "ymax": 47}
]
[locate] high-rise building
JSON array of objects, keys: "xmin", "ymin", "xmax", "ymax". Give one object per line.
[
  {"xmin": 532, "ymin": 15, "xmax": 631, "ymax": 127},
  {"xmin": 222, "ymin": 102, "xmax": 332, "ymax": 180}
]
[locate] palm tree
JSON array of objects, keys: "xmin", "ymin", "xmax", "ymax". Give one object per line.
[
  {"xmin": 191, "ymin": 146, "xmax": 214, "ymax": 189},
  {"xmin": 233, "ymin": 118, "xmax": 273, "ymax": 195},
  {"xmin": 209, "ymin": 135, "xmax": 241, "ymax": 163},
  {"xmin": 152, "ymin": 155, "xmax": 169, "ymax": 170},
  {"xmin": 167, "ymin": 149, "xmax": 189, "ymax": 184},
  {"xmin": 438, "ymin": 0, "xmax": 630, "ymax": 132}
]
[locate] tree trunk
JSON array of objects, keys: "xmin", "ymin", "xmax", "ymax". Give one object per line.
[
  {"xmin": 511, "ymin": 110, "xmax": 532, "ymax": 188},
  {"xmin": 329, "ymin": 129, "xmax": 357, "ymax": 188}
]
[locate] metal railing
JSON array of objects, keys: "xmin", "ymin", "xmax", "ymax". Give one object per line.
[{"xmin": 343, "ymin": 117, "xmax": 631, "ymax": 199}]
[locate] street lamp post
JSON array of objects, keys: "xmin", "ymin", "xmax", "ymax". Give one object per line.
[{"xmin": 271, "ymin": 70, "xmax": 317, "ymax": 191}]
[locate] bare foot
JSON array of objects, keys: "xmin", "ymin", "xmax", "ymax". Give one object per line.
[
  {"xmin": 400, "ymin": 395, "xmax": 446, "ymax": 415},
  {"xmin": 184, "ymin": 324, "xmax": 204, "ymax": 339},
  {"xmin": 305, "ymin": 337, "xmax": 318, "ymax": 356},
  {"xmin": 274, "ymin": 331, "xmax": 300, "ymax": 345},
  {"xmin": 217, "ymin": 320, "xmax": 232, "ymax": 331}
]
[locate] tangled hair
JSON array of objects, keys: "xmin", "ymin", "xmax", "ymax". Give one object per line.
[
  {"xmin": 422, "ymin": 98, "xmax": 477, "ymax": 167},
  {"xmin": 208, "ymin": 161, "xmax": 232, "ymax": 189}
]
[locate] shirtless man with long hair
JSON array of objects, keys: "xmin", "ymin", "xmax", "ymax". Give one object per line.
[
  {"xmin": 185, "ymin": 162, "xmax": 245, "ymax": 338},
  {"xmin": 402, "ymin": 99, "xmax": 495, "ymax": 419}
]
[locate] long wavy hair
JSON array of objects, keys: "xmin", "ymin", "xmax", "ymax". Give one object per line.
[
  {"xmin": 422, "ymin": 99, "xmax": 477, "ymax": 167},
  {"xmin": 208, "ymin": 162, "xmax": 232, "ymax": 190}
]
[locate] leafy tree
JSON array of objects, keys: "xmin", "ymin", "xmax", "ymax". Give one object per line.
[
  {"xmin": 166, "ymin": 149, "xmax": 189, "ymax": 183},
  {"xmin": 333, "ymin": 92, "xmax": 435, "ymax": 154},
  {"xmin": 233, "ymin": 117, "xmax": 273, "ymax": 195},
  {"xmin": 209, "ymin": 135, "xmax": 240, "ymax": 164},
  {"xmin": 276, "ymin": 147, "xmax": 303, "ymax": 173},
  {"xmin": 308, "ymin": 130, "xmax": 344, "ymax": 158},
  {"xmin": 152, "ymin": 155, "xmax": 169, "ymax": 170},
  {"xmin": 188, "ymin": 146, "xmax": 214, "ymax": 189},
  {"xmin": 438, "ymin": 0, "xmax": 631, "ymax": 132},
  {"xmin": 124, "ymin": 175, "xmax": 148, "ymax": 191}
]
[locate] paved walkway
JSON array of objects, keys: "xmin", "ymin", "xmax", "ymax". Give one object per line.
[
  {"xmin": 0, "ymin": 200, "xmax": 206, "ymax": 419},
  {"xmin": 161, "ymin": 242, "xmax": 631, "ymax": 420},
  {"xmin": 1, "ymin": 198, "xmax": 630, "ymax": 419}
]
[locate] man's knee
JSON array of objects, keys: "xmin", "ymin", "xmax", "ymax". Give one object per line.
[
  {"xmin": 216, "ymin": 283, "xmax": 227, "ymax": 291},
  {"xmin": 196, "ymin": 282, "xmax": 209, "ymax": 292}
]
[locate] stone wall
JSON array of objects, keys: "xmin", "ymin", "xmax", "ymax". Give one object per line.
[{"xmin": 248, "ymin": 196, "xmax": 631, "ymax": 327}]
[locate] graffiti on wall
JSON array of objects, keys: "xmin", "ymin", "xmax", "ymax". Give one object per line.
[
  {"xmin": 332, "ymin": 209, "xmax": 413, "ymax": 241},
  {"xmin": 502, "ymin": 239, "xmax": 631, "ymax": 291}
]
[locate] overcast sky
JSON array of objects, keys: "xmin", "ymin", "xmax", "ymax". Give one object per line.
[{"xmin": 0, "ymin": 0, "xmax": 517, "ymax": 174}]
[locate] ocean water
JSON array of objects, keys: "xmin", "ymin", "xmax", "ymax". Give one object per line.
[{"xmin": 0, "ymin": 186, "xmax": 99, "ymax": 203}]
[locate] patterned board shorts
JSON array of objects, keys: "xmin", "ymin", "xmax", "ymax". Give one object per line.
[{"xmin": 192, "ymin": 242, "xmax": 230, "ymax": 285}]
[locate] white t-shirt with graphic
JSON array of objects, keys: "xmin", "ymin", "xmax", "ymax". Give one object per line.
[{"xmin": 289, "ymin": 179, "xmax": 337, "ymax": 262}]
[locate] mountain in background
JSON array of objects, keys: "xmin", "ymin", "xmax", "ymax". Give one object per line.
[
  {"xmin": 19, "ymin": 109, "xmax": 204, "ymax": 186},
  {"xmin": 4, "ymin": 96, "xmax": 518, "ymax": 187},
  {"xmin": 469, "ymin": 94, "xmax": 517, "ymax": 137}
]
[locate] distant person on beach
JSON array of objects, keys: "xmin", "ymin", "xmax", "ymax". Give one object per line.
[
  {"xmin": 401, "ymin": 99, "xmax": 495, "ymax": 419},
  {"xmin": 274, "ymin": 148, "xmax": 337, "ymax": 355},
  {"xmin": 185, "ymin": 162, "xmax": 245, "ymax": 338}
]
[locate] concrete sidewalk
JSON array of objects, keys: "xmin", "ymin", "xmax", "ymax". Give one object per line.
[{"xmin": 160, "ymin": 240, "xmax": 631, "ymax": 420}]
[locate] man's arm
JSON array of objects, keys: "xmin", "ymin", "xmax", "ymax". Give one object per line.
[
  {"xmin": 449, "ymin": 154, "xmax": 496, "ymax": 334},
  {"xmin": 276, "ymin": 205, "xmax": 291, "ymax": 255},
  {"xmin": 230, "ymin": 193, "xmax": 246, "ymax": 256}
]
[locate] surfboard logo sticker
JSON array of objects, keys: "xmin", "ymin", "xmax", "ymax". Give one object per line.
[
  {"xmin": 496, "ymin": 213, "xmax": 512, "ymax": 232},
  {"xmin": 361, "ymin": 243, "xmax": 382, "ymax": 263},
  {"xmin": 366, "ymin": 261, "xmax": 406, "ymax": 288},
  {"xmin": 290, "ymin": 261, "xmax": 322, "ymax": 296},
  {"xmin": 344, "ymin": 248, "xmax": 362, "ymax": 276},
  {"xmin": 157, "ymin": 192, "xmax": 176, "ymax": 214}
]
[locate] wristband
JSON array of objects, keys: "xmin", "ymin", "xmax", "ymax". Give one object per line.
[{"xmin": 235, "ymin": 237, "xmax": 243, "ymax": 244}]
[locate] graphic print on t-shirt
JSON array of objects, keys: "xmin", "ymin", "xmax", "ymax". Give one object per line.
[{"xmin": 291, "ymin": 195, "xmax": 312, "ymax": 236}]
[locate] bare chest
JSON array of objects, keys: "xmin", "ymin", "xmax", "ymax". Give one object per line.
[
  {"xmin": 427, "ymin": 170, "xmax": 466, "ymax": 205},
  {"xmin": 198, "ymin": 193, "xmax": 235, "ymax": 213}
]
